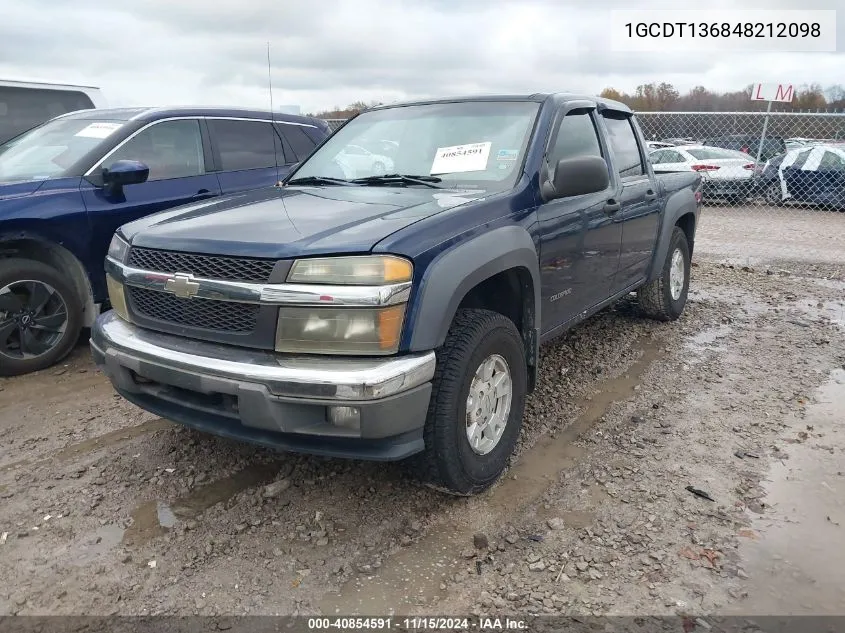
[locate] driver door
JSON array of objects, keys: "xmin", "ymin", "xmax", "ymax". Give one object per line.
[{"xmin": 80, "ymin": 118, "xmax": 221, "ymax": 269}]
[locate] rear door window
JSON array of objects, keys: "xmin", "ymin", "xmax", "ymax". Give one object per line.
[
  {"xmin": 820, "ymin": 150, "xmax": 845, "ymax": 171},
  {"xmin": 208, "ymin": 119, "xmax": 280, "ymax": 171},
  {"xmin": 601, "ymin": 112, "xmax": 645, "ymax": 179},
  {"xmin": 279, "ymin": 124, "xmax": 319, "ymax": 162}
]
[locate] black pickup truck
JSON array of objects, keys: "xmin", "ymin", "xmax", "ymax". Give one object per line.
[{"xmin": 92, "ymin": 93, "xmax": 702, "ymax": 495}]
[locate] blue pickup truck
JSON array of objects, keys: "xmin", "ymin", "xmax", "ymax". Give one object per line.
[
  {"xmin": 92, "ymin": 94, "xmax": 701, "ymax": 495},
  {"xmin": 0, "ymin": 106, "xmax": 330, "ymax": 375}
]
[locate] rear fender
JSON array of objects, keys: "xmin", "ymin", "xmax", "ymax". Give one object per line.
[{"xmin": 646, "ymin": 182, "xmax": 700, "ymax": 282}]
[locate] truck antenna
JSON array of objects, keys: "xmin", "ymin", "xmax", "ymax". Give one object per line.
[{"xmin": 267, "ymin": 41, "xmax": 281, "ymax": 186}]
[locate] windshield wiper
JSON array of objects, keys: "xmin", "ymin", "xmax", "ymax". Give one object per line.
[
  {"xmin": 286, "ymin": 176, "xmax": 352, "ymax": 186},
  {"xmin": 351, "ymin": 174, "xmax": 442, "ymax": 189}
]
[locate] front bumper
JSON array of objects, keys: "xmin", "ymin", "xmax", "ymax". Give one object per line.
[
  {"xmin": 91, "ymin": 311, "xmax": 435, "ymax": 460},
  {"xmin": 702, "ymin": 177, "xmax": 755, "ymax": 197}
]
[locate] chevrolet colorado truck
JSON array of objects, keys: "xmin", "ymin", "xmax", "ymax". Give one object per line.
[{"xmin": 92, "ymin": 94, "xmax": 701, "ymax": 495}]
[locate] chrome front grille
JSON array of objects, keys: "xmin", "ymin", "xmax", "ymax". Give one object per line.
[
  {"xmin": 127, "ymin": 247, "xmax": 276, "ymax": 283},
  {"xmin": 128, "ymin": 287, "xmax": 259, "ymax": 334}
]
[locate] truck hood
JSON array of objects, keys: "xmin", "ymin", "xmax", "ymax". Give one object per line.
[{"xmin": 121, "ymin": 185, "xmax": 486, "ymax": 258}]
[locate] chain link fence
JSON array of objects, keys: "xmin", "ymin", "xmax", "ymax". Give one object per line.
[
  {"xmin": 638, "ymin": 111, "xmax": 845, "ymax": 210},
  {"xmin": 321, "ymin": 111, "xmax": 845, "ymax": 263},
  {"xmin": 638, "ymin": 111, "xmax": 845, "ymax": 263}
]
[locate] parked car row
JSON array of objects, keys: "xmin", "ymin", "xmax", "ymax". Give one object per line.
[{"xmin": 646, "ymin": 137, "xmax": 845, "ymax": 209}]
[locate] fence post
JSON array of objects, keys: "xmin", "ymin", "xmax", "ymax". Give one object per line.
[{"xmin": 755, "ymin": 101, "xmax": 773, "ymax": 165}]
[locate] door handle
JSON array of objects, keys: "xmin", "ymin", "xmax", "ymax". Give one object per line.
[
  {"xmin": 644, "ymin": 189, "xmax": 657, "ymax": 201},
  {"xmin": 603, "ymin": 199, "xmax": 621, "ymax": 214},
  {"xmin": 191, "ymin": 189, "xmax": 213, "ymax": 199}
]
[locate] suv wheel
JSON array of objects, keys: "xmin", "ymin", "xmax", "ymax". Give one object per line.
[
  {"xmin": 414, "ymin": 309, "xmax": 527, "ymax": 495},
  {"xmin": 765, "ymin": 182, "xmax": 784, "ymax": 206},
  {"xmin": 0, "ymin": 258, "xmax": 83, "ymax": 376}
]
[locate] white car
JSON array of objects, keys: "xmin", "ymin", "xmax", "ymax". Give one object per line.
[
  {"xmin": 334, "ymin": 144, "xmax": 394, "ymax": 178},
  {"xmin": 649, "ymin": 144, "xmax": 757, "ymax": 201}
]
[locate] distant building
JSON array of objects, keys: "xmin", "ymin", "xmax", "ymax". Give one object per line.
[{"xmin": 277, "ymin": 105, "xmax": 301, "ymax": 115}]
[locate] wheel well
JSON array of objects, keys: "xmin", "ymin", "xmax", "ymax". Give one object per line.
[
  {"xmin": 676, "ymin": 213, "xmax": 696, "ymax": 255},
  {"xmin": 0, "ymin": 238, "xmax": 96, "ymax": 327},
  {"xmin": 456, "ymin": 266, "xmax": 537, "ymax": 391}
]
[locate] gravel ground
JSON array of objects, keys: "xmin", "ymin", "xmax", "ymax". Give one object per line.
[
  {"xmin": 0, "ymin": 208, "xmax": 844, "ymax": 618},
  {"xmin": 695, "ymin": 203, "xmax": 845, "ymax": 265}
]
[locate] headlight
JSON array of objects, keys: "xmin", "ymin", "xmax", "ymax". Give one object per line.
[
  {"xmin": 278, "ymin": 255, "xmax": 412, "ymax": 355},
  {"xmin": 275, "ymin": 304, "xmax": 405, "ymax": 355},
  {"xmin": 107, "ymin": 234, "xmax": 130, "ymax": 263},
  {"xmin": 287, "ymin": 255, "xmax": 412, "ymax": 285},
  {"xmin": 106, "ymin": 274, "xmax": 131, "ymax": 322}
]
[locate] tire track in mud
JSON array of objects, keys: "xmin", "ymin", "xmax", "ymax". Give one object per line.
[{"xmin": 0, "ymin": 418, "xmax": 172, "ymax": 475}]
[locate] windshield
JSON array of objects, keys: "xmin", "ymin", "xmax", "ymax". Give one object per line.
[
  {"xmin": 291, "ymin": 101, "xmax": 540, "ymax": 190},
  {"xmin": 0, "ymin": 118, "xmax": 125, "ymax": 183},
  {"xmin": 687, "ymin": 147, "xmax": 750, "ymax": 160}
]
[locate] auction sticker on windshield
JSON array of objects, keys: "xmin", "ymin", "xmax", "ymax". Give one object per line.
[
  {"xmin": 74, "ymin": 122, "xmax": 123, "ymax": 139},
  {"xmin": 431, "ymin": 142, "xmax": 491, "ymax": 175}
]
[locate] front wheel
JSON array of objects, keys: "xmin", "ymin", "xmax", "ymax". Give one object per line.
[
  {"xmin": 637, "ymin": 227, "xmax": 691, "ymax": 322},
  {"xmin": 414, "ymin": 309, "xmax": 527, "ymax": 495},
  {"xmin": 0, "ymin": 258, "xmax": 83, "ymax": 376}
]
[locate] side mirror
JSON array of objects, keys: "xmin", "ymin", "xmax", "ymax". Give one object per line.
[
  {"xmin": 102, "ymin": 160, "xmax": 149, "ymax": 189},
  {"xmin": 547, "ymin": 156, "xmax": 610, "ymax": 200}
]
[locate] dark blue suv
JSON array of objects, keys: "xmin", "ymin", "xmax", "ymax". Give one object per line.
[{"xmin": 0, "ymin": 106, "xmax": 330, "ymax": 376}]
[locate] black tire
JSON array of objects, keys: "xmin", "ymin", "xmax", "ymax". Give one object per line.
[
  {"xmin": 765, "ymin": 182, "xmax": 784, "ymax": 206},
  {"xmin": 0, "ymin": 258, "xmax": 83, "ymax": 377},
  {"xmin": 637, "ymin": 227, "xmax": 691, "ymax": 322},
  {"xmin": 412, "ymin": 309, "xmax": 527, "ymax": 495}
]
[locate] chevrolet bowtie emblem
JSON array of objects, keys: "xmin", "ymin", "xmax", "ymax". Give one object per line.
[{"xmin": 164, "ymin": 273, "xmax": 200, "ymax": 299}]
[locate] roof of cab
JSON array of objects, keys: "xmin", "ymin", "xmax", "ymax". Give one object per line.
[
  {"xmin": 58, "ymin": 106, "xmax": 325, "ymax": 127},
  {"xmin": 366, "ymin": 93, "xmax": 632, "ymax": 114}
]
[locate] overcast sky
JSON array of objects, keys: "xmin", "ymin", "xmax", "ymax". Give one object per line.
[{"xmin": 1, "ymin": 0, "xmax": 842, "ymax": 114}]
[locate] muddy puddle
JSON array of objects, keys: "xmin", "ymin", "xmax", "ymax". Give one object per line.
[
  {"xmin": 319, "ymin": 337, "xmax": 663, "ymax": 615},
  {"xmin": 797, "ymin": 298, "xmax": 845, "ymax": 330},
  {"xmin": 729, "ymin": 367, "xmax": 845, "ymax": 615},
  {"xmin": 61, "ymin": 462, "xmax": 285, "ymax": 567},
  {"xmin": 121, "ymin": 462, "xmax": 283, "ymax": 546},
  {"xmin": 686, "ymin": 324, "xmax": 733, "ymax": 354}
]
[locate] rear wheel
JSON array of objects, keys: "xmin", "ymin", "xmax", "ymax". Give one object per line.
[
  {"xmin": 637, "ymin": 227, "xmax": 690, "ymax": 322},
  {"xmin": 765, "ymin": 182, "xmax": 784, "ymax": 206},
  {"xmin": 413, "ymin": 309, "xmax": 527, "ymax": 495},
  {"xmin": 0, "ymin": 258, "xmax": 83, "ymax": 377}
]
